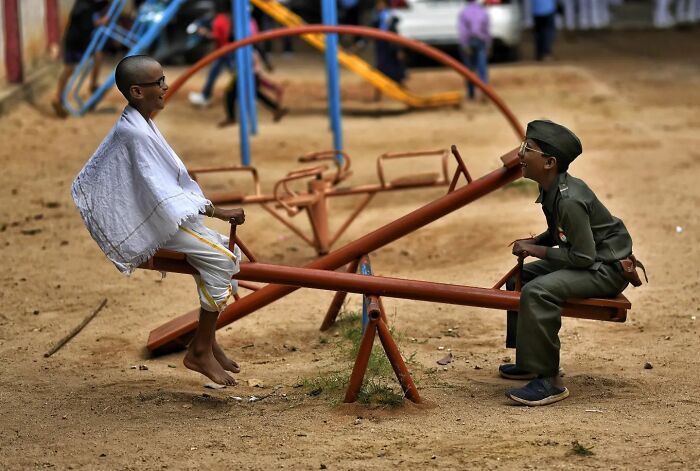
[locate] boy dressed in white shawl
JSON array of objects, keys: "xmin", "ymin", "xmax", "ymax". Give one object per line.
[{"xmin": 72, "ymin": 55, "xmax": 243, "ymax": 386}]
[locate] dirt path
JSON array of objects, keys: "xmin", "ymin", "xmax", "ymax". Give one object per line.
[{"xmin": 0, "ymin": 30, "xmax": 698, "ymax": 470}]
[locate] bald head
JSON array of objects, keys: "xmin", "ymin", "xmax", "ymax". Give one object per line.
[{"xmin": 115, "ymin": 55, "xmax": 162, "ymax": 100}]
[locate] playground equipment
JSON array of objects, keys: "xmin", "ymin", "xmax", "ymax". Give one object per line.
[
  {"xmin": 60, "ymin": 0, "xmax": 347, "ymax": 166},
  {"xmin": 188, "ymin": 148, "xmax": 452, "ymax": 255},
  {"xmin": 165, "ymin": 26, "xmax": 523, "ymax": 257},
  {"xmin": 164, "ymin": 25, "xmax": 523, "ymax": 141},
  {"xmin": 141, "ymin": 146, "xmax": 632, "ymax": 402},
  {"xmin": 249, "ymin": 0, "xmax": 463, "ymax": 109},
  {"xmin": 62, "ymin": 0, "xmax": 187, "ymax": 116}
]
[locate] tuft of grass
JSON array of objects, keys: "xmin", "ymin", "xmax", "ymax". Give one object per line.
[
  {"xmin": 301, "ymin": 371, "xmax": 349, "ymax": 399},
  {"xmin": 356, "ymin": 378, "xmax": 405, "ymax": 407},
  {"xmin": 301, "ymin": 308, "xmax": 414, "ymax": 406},
  {"xmin": 335, "ymin": 309, "xmax": 362, "ymax": 331},
  {"xmin": 570, "ymin": 440, "xmax": 595, "ymax": 456}
]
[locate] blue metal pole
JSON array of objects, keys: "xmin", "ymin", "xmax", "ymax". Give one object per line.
[
  {"xmin": 359, "ymin": 258, "xmax": 373, "ymax": 333},
  {"xmin": 242, "ymin": 4, "xmax": 258, "ymax": 135},
  {"xmin": 64, "ymin": 0, "xmax": 127, "ymax": 113},
  {"xmin": 233, "ymin": 0, "xmax": 251, "ymax": 166},
  {"xmin": 66, "ymin": 0, "xmax": 186, "ymax": 116},
  {"xmin": 321, "ymin": 0, "xmax": 343, "ymax": 162}
]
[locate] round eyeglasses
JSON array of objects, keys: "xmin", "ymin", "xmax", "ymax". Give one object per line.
[{"xmin": 519, "ymin": 140, "xmax": 548, "ymax": 156}]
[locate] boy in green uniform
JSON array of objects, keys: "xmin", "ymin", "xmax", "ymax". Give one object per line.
[{"xmin": 501, "ymin": 120, "xmax": 637, "ymax": 406}]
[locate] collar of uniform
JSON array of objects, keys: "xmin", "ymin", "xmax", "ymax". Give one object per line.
[{"xmin": 535, "ymin": 172, "xmax": 568, "ymax": 210}]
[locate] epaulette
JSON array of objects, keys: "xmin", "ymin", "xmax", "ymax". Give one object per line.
[{"xmin": 558, "ymin": 182, "xmax": 570, "ymax": 199}]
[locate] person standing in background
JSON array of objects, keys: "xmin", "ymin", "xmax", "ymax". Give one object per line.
[
  {"xmin": 52, "ymin": 0, "xmax": 110, "ymax": 117},
  {"xmin": 339, "ymin": 0, "xmax": 366, "ymax": 50},
  {"xmin": 675, "ymin": 0, "xmax": 700, "ymax": 23},
  {"xmin": 654, "ymin": 0, "xmax": 676, "ymax": 27},
  {"xmin": 522, "ymin": 0, "xmax": 535, "ymax": 28},
  {"xmin": 532, "ymin": 0, "xmax": 557, "ymax": 60},
  {"xmin": 188, "ymin": 2, "xmax": 238, "ymax": 107},
  {"xmin": 457, "ymin": 0, "xmax": 491, "ymax": 101},
  {"xmin": 372, "ymin": 0, "xmax": 406, "ymax": 100},
  {"xmin": 557, "ymin": 0, "xmax": 577, "ymax": 31}
]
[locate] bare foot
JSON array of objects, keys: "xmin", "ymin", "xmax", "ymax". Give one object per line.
[
  {"xmin": 183, "ymin": 349, "xmax": 236, "ymax": 386},
  {"xmin": 213, "ymin": 341, "xmax": 241, "ymax": 373}
]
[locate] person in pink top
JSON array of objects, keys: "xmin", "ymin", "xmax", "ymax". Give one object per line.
[{"xmin": 457, "ymin": 0, "xmax": 491, "ymax": 101}]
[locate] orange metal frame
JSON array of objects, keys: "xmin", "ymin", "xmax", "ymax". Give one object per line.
[{"xmin": 190, "ymin": 148, "xmax": 452, "ymax": 255}]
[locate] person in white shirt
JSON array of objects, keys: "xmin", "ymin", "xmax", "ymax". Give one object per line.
[{"xmin": 72, "ymin": 55, "xmax": 245, "ymax": 386}]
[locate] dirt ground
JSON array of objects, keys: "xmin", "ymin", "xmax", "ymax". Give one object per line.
[{"xmin": 1, "ymin": 29, "xmax": 699, "ymax": 470}]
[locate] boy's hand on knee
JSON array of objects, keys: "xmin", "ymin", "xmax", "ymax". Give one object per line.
[
  {"xmin": 512, "ymin": 240, "xmax": 531, "ymax": 257},
  {"xmin": 509, "ymin": 236, "xmax": 535, "ymax": 252},
  {"xmin": 512, "ymin": 240, "xmax": 546, "ymax": 259}
]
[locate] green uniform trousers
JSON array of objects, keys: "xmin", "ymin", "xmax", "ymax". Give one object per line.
[{"xmin": 506, "ymin": 259, "xmax": 628, "ymax": 377}]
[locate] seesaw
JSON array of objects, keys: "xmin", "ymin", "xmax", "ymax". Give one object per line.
[{"xmin": 141, "ymin": 146, "xmax": 631, "ymax": 402}]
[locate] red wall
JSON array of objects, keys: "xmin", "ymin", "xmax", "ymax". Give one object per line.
[
  {"xmin": 1, "ymin": 0, "xmax": 64, "ymax": 85},
  {"xmin": 3, "ymin": 0, "xmax": 23, "ymax": 83}
]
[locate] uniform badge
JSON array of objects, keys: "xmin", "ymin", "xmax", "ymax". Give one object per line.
[{"xmin": 557, "ymin": 226, "xmax": 567, "ymax": 242}]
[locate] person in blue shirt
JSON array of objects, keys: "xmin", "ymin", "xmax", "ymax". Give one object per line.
[
  {"xmin": 372, "ymin": 0, "xmax": 406, "ymax": 99},
  {"xmin": 532, "ymin": 0, "xmax": 557, "ymax": 60}
]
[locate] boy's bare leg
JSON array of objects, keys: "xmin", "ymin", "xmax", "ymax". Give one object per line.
[
  {"xmin": 183, "ymin": 308, "xmax": 236, "ymax": 385},
  {"xmin": 212, "ymin": 339, "xmax": 240, "ymax": 373}
]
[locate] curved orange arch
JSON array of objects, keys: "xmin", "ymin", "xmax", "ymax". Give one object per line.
[{"xmin": 163, "ymin": 25, "xmax": 524, "ymax": 139}]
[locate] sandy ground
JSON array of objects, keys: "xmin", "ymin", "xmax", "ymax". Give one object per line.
[{"xmin": 1, "ymin": 30, "xmax": 699, "ymax": 470}]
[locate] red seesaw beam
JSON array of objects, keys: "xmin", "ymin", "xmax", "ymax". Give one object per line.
[
  {"xmin": 147, "ymin": 259, "xmax": 629, "ymax": 319},
  {"xmin": 148, "ymin": 149, "xmax": 519, "ymax": 353}
]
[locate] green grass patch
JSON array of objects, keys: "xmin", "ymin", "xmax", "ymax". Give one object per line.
[
  {"xmin": 301, "ymin": 308, "xmax": 412, "ymax": 407},
  {"xmin": 356, "ymin": 378, "xmax": 405, "ymax": 407},
  {"xmin": 302, "ymin": 371, "xmax": 349, "ymax": 398}
]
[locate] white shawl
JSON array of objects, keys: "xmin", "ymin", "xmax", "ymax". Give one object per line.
[{"xmin": 72, "ymin": 106, "xmax": 209, "ymax": 274}]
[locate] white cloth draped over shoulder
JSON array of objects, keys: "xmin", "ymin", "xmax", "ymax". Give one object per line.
[{"xmin": 72, "ymin": 105, "xmax": 210, "ymax": 274}]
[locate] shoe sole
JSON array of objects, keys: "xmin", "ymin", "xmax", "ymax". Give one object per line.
[
  {"xmin": 499, "ymin": 371, "xmax": 538, "ymax": 380},
  {"xmin": 506, "ymin": 387, "xmax": 570, "ymax": 406}
]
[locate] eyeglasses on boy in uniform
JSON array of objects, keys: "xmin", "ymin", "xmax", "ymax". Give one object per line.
[{"xmin": 519, "ymin": 140, "xmax": 549, "ymax": 157}]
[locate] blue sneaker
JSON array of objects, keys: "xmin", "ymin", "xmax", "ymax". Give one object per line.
[
  {"xmin": 505, "ymin": 377, "xmax": 569, "ymax": 406},
  {"xmin": 499, "ymin": 363, "xmax": 537, "ymax": 380}
]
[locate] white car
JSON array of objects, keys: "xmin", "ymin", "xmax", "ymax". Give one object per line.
[{"xmin": 391, "ymin": 0, "xmax": 522, "ymax": 60}]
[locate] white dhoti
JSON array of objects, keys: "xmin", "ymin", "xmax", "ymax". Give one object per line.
[{"xmin": 161, "ymin": 219, "xmax": 241, "ymax": 312}]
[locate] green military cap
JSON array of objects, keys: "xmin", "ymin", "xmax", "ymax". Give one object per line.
[{"xmin": 525, "ymin": 120, "xmax": 583, "ymax": 166}]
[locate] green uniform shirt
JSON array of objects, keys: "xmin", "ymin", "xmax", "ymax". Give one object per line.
[{"xmin": 534, "ymin": 173, "xmax": 632, "ymax": 270}]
